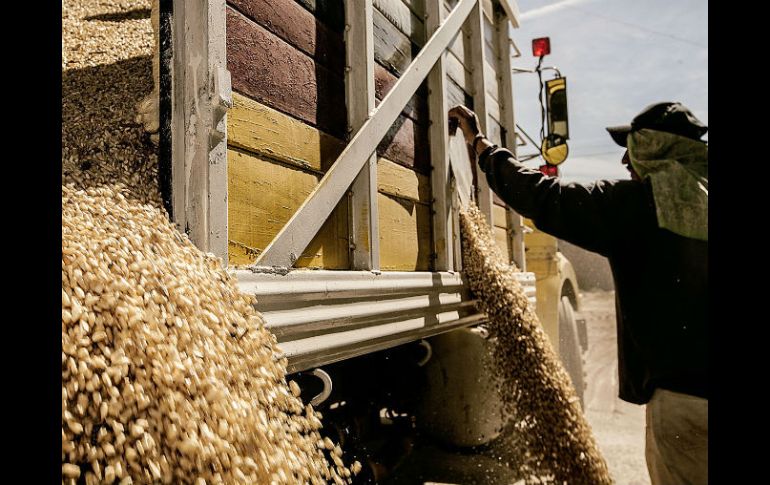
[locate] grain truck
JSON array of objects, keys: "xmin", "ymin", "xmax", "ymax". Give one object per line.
[{"xmin": 149, "ymin": 0, "xmax": 586, "ymax": 478}]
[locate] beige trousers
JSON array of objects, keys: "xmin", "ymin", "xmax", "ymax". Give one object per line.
[{"xmin": 645, "ymin": 388, "xmax": 708, "ymax": 485}]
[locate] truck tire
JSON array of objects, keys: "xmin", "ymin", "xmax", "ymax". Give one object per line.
[{"xmin": 558, "ymin": 296, "xmax": 585, "ymax": 408}]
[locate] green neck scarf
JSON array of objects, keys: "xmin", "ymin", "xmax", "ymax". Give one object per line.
[{"xmin": 627, "ymin": 129, "xmax": 708, "ymax": 241}]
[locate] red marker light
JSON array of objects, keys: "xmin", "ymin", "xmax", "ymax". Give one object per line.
[
  {"xmin": 539, "ymin": 164, "xmax": 558, "ymax": 177},
  {"xmin": 532, "ymin": 37, "xmax": 551, "ymax": 57}
]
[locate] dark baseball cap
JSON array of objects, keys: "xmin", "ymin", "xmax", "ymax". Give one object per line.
[{"xmin": 606, "ymin": 102, "xmax": 708, "ymax": 147}]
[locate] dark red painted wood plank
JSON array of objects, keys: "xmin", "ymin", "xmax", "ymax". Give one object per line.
[
  {"xmin": 294, "ymin": 0, "xmax": 345, "ymax": 33},
  {"xmin": 374, "ymin": 62, "xmax": 428, "ymax": 126},
  {"xmin": 227, "ymin": 7, "xmax": 347, "ymax": 138},
  {"xmin": 377, "ymin": 115, "xmax": 430, "ymax": 174},
  {"xmin": 226, "ymin": 5, "xmax": 428, "ymax": 171},
  {"xmin": 227, "ymin": 0, "xmax": 345, "ymax": 75}
]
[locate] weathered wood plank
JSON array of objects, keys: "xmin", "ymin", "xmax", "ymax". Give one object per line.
[
  {"xmin": 469, "ymin": 2, "xmax": 494, "ymax": 223},
  {"xmin": 228, "ymin": 148, "xmax": 349, "ymax": 268},
  {"xmin": 482, "ymin": 0, "xmax": 495, "ymax": 21},
  {"xmin": 442, "ymin": 1, "xmax": 474, "ymax": 73},
  {"xmin": 294, "ymin": 0, "xmax": 345, "ymax": 33},
  {"xmin": 446, "ymin": 76, "xmax": 472, "ymax": 109},
  {"xmin": 373, "ymin": 6, "xmax": 417, "ymax": 76},
  {"xmin": 229, "ymin": 93, "xmax": 430, "ymax": 185},
  {"xmin": 493, "ymin": 203, "xmax": 508, "ymax": 229},
  {"xmin": 487, "ymin": 93, "xmax": 501, "ymax": 125},
  {"xmin": 446, "ymin": 49, "xmax": 472, "ymax": 92},
  {"xmin": 378, "ymin": 158, "xmax": 432, "ymax": 203},
  {"xmin": 378, "ymin": 193, "xmax": 433, "ymax": 271},
  {"xmin": 447, "ymin": 32, "xmax": 469, "ymax": 78},
  {"xmin": 228, "ymin": 93, "xmax": 345, "ymax": 172},
  {"xmin": 493, "ymin": 191, "xmax": 505, "ymax": 206},
  {"xmin": 402, "ymin": 0, "xmax": 426, "ymax": 17},
  {"xmin": 227, "ymin": 7, "xmax": 347, "ymax": 137},
  {"xmin": 374, "ymin": 0, "xmax": 426, "ymax": 45},
  {"xmin": 487, "ymin": 115, "xmax": 503, "ymax": 146},
  {"xmin": 483, "ymin": 9, "xmax": 497, "ymax": 62},
  {"xmin": 346, "ymin": 0, "xmax": 380, "ymax": 271},
  {"xmin": 496, "ymin": 9, "xmax": 525, "ymax": 270},
  {"xmin": 427, "ymin": 0, "xmax": 452, "ymax": 271},
  {"xmin": 444, "ymin": 0, "xmax": 458, "ymax": 10},
  {"xmin": 499, "ymin": 0, "xmax": 521, "ymax": 28},
  {"xmin": 228, "ymin": 0, "xmax": 345, "ymax": 74},
  {"xmin": 485, "ymin": 60, "xmax": 499, "ymax": 102},
  {"xmin": 377, "ymin": 114, "xmax": 430, "ymax": 173},
  {"xmin": 375, "ymin": 62, "xmax": 428, "ymax": 125}
]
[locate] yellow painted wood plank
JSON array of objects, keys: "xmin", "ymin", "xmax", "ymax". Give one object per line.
[
  {"xmin": 227, "ymin": 96, "xmax": 436, "ymax": 271},
  {"xmin": 377, "ymin": 158, "xmax": 432, "ymax": 203},
  {"xmin": 493, "ymin": 203, "xmax": 508, "ymax": 229},
  {"xmin": 228, "ymin": 92, "xmax": 346, "ymax": 173},
  {"xmin": 378, "ymin": 192, "xmax": 433, "ymax": 271},
  {"xmin": 227, "ymin": 149, "xmax": 349, "ymax": 268}
]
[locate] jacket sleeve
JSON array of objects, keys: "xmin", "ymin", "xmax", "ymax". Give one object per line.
[{"xmin": 478, "ymin": 146, "xmax": 645, "ymax": 257}]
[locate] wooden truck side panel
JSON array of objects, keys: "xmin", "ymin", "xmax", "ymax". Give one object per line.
[{"xmin": 225, "ymin": 0, "xmax": 436, "ymax": 269}]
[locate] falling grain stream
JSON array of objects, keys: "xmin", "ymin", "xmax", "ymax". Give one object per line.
[{"xmin": 460, "ymin": 204, "xmax": 612, "ymax": 485}]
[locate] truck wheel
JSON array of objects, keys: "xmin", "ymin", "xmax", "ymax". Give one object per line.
[{"xmin": 558, "ymin": 296, "xmax": 585, "ymax": 408}]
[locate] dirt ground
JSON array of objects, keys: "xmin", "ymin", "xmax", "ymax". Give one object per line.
[{"xmin": 581, "ymin": 290, "xmax": 651, "ymax": 485}]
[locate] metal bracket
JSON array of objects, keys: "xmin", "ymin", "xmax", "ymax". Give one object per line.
[
  {"xmin": 209, "ymin": 66, "xmax": 232, "ymax": 147},
  {"xmin": 416, "ymin": 339, "xmax": 433, "ymax": 367},
  {"xmin": 309, "ymin": 368, "xmax": 333, "ymax": 407}
]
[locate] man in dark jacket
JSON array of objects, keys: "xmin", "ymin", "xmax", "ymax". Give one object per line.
[{"xmin": 449, "ymin": 102, "xmax": 708, "ymax": 485}]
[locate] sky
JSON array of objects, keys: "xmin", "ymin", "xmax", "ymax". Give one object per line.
[{"xmin": 509, "ymin": 0, "xmax": 708, "ymax": 183}]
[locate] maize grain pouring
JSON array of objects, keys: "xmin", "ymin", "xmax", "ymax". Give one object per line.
[
  {"xmin": 62, "ymin": 1, "xmax": 356, "ymax": 483},
  {"xmin": 460, "ymin": 204, "xmax": 612, "ymax": 485}
]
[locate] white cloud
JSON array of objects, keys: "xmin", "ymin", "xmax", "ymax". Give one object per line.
[{"xmin": 521, "ymin": 0, "xmax": 595, "ymax": 21}]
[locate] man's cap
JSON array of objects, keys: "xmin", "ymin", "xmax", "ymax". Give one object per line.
[{"xmin": 606, "ymin": 102, "xmax": 708, "ymax": 148}]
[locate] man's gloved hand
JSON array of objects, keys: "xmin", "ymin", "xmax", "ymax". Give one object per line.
[{"xmin": 448, "ymin": 105, "xmax": 484, "ymax": 146}]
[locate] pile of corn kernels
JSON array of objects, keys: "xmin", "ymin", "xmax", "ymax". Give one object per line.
[{"xmin": 62, "ymin": 1, "xmax": 356, "ymax": 483}]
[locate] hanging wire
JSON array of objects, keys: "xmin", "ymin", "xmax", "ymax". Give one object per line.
[{"xmin": 536, "ymin": 56, "xmax": 546, "ymax": 143}]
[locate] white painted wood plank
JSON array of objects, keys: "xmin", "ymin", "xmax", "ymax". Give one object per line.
[
  {"xmin": 487, "ymin": 92, "xmax": 501, "ymax": 121},
  {"xmin": 468, "ymin": 1, "xmax": 494, "ymax": 225},
  {"xmin": 346, "ymin": 0, "xmax": 380, "ymax": 270},
  {"xmin": 375, "ymin": 0, "xmax": 426, "ymax": 45},
  {"xmin": 481, "ymin": 0, "xmax": 494, "ymax": 22},
  {"xmin": 446, "ymin": 49, "xmax": 471, "ymax": 92},
  {"xmin": 499, "ymin": 0, "xmax": 520, "ymax": 28},
  {"xmin": 401, "ymin": 0, "xmax": 426, "ymax": 18},
  {"xmin": 446, "ymin": 76, "xmax": 468, "ymax": 108},
  {"xmin": 209, "ymin": 3, "xmax": 229, "ymax": 264},
  {"xmin": 256, "ymin": 0, "xmax": 477, "ymax": 267},
  {"xmin": 171, "ymin": 0, "xmax": 229, "ymax": 263},
  {"xmin": 426, "ymin": 0, "xmax": 452, "ymax": 271},
  {"xmin": 485, "ymin": 59, "xmax": 499, "ymax": 102},
  {"xmin": 496, "ymin": 9, "xmax": 525, "ymax": 269}
]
